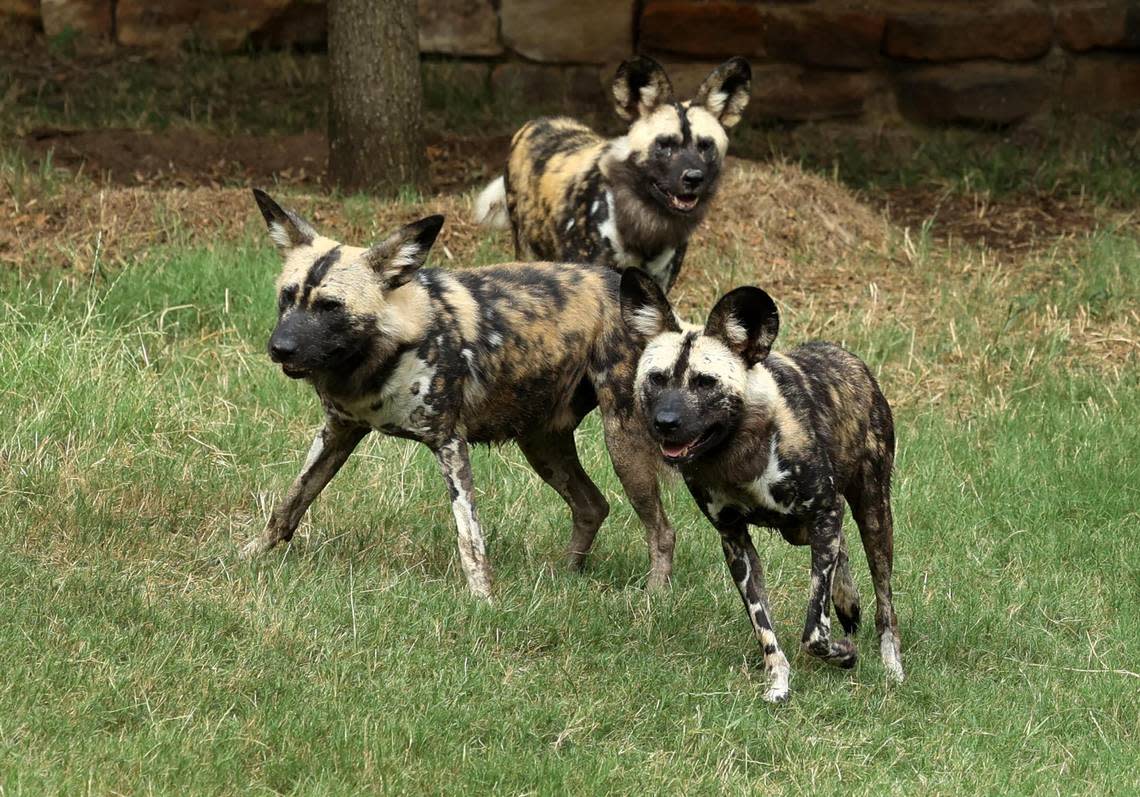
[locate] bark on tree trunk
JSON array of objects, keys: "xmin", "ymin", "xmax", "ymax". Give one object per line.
[{"xmin": 328, "ymin": 0, "xmax": 427, "ymax": 195}]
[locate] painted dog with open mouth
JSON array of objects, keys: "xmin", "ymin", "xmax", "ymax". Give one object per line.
[
  {"xmin": 475, "ymin": 56, "xmax": 751, "ymax": 293},
  {"xmin": 240, "ymin": 190, "xmax": 679, "ymax": 597},
  {"xmin": 619, "ymin": 268, "xmax": 903, "ymax": 701}
]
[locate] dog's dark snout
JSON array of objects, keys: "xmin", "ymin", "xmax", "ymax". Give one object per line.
[
  {"xmin": 269, "ymin": 335, "xmax": 298, "ymax": 362},
  {"xmin": 681, "ymin": 169, "xmax": 704, "ymax": 190},
  {"xmin": 654, "ymin": 409, "xmax": 682, "ymax": 433}
]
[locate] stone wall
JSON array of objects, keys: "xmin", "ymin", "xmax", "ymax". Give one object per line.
[{"xmin": 4, "ymin": 0, "xmax": 1139, "ymax": 125}]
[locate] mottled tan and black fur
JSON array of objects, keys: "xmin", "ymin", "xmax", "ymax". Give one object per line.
[
  {"xmin": 476, "ymin": 56, "xmax": 751, "ymax": 293},
  {"xmin": 241, "ymin": 190, "xmax": 678, "ymax": 598},
  {"xmin": 620, "ymin": 268, "xmax": 903, "ymax": 702}
]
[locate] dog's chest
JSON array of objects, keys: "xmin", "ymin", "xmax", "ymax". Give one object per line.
[
  {"xmin": 588, "ymin": 189, "xmax": 676, "ymax": 282},
  {"xmin": 329, "ymin": 354, "xmax": 442, "ymax": 440},
  {"xmin": 699, "ymin": 441, "xmax": 816, "ymax": 529}
]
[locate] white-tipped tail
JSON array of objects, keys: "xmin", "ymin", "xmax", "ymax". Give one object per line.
[{"xmin": 474, "ymin": 175, "xmax": 509, "ymax": 229}]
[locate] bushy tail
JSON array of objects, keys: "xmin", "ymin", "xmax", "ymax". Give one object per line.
[{"xmin": 474, "ymin": 175, "xmax": 509, "ymax": 229}]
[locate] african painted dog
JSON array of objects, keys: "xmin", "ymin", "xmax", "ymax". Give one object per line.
[
  {"xmin": 240, "ymin": 190, "xmax": 679, "ymax": 598},
  {"xmin": 619, "ymin": 269, "xmax": 903, "ymax": 702},
  {"xmin": 475, "ymin": 56, "xmax": 751, "ymax": 293}
]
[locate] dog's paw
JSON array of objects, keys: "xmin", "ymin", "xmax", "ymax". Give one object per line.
[
  {"xmin": 803, "ymin": 637, "xmax": 858, "ymax": 669},
  {"xmin": 238, "ymin": 537, "xmax": 271, "ymax": 560},
  {"xmin": 881, "ymin": 630, "xmax": 905, "ymax": 682},
  {"xmin": 763, "ymin": 685, "xmax": 790, "ymax": 704},
  {"xmin": 763, "ymin": 659, "xmax": 791, "ymax": 703}
]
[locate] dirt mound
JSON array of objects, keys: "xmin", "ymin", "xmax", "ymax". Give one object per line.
[
  {"xmin": 672, "ymin": 158, "xmax": 898, "ymax": 316},
  {"xmin": 2, "ymin": 156, "xmax": 898, "ymax": 312}
]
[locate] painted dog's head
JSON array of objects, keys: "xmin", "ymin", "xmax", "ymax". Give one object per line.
[
  {"xmin": 609, "ymin": 56, "xmax": 751, "ymax": 219},
  {"xmin": 252, "ymin": 189, "xmax": 441, "ymax": 381},
  {"xmin": 620, "ymin": 268, "xmax": 779, "ymax": 465}
]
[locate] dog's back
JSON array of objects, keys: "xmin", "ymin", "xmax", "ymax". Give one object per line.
[
  {"xmin": 504, "ymin": 118, "xmax": 610, "ymax": 263},
  {"xmin": 767, "ymin": 342, "xmax": 895, "ymax": 491}
]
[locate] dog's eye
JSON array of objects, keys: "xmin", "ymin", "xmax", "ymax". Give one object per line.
[
  {"xmin": 312, "ymin": 297, "xmax": 344, "ymax": 312},
  {"xmin": 647, "ymin": 371, "xmax": 669, "ymax": 387},
  {"xmin": 278, "ymin": 286, "xmax": 298, "ymax": 312},
  {"xmin": 655, "ymin": 136, "xmax": 678, "ymax": 154},
  {"xmin": 690, "ymin": 373, "xmax": 718, "ymax": 390},
  {"xmin": 697, "ymin": 138, "xmax": 715, "ymax": 155}
]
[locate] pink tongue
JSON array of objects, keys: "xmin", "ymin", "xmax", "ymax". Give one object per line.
[{"xmin": 661, "ymin": 441, "xmax": 692, "ymax": 458}]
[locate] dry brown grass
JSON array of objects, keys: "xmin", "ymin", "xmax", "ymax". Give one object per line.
[{"xmin": 3, "ymin": 153, "xmax": 1135, "ymax": 417}]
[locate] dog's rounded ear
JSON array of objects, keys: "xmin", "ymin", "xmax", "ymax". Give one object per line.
[
  {"xmin": 705, "ymin": 286, "xmax": 778, "ymax": 366},
  {"xmin": 252, "ymin": 188, "xmax": 317, "ymax": 252},
  {"xmin": 620, "ymin": 267, "xmax": 681, "ymax": 340},
  {"xmin": 693, "ymin": 57, "xmax": 752, "ymax": 129},
  {"xmin": 366, "ymin": 215, "xmax": 444, "ymax": 291},
  {"xmin": 612, "ymin": 56, "xmax": 674, "ymax": 122}
]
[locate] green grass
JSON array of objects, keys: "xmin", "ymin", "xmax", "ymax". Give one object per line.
[
  {"xmin": 1, "ymin": 230, "xmax": 1137, "ymax": 794},
  {"xmin": 731, "ymin": 121, "xmax": 1140, "ymax": 207}
]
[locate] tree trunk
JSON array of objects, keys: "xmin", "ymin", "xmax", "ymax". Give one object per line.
[{"xmin": 328, "ymin": 0, "xmax": 427, "ymax": 195}]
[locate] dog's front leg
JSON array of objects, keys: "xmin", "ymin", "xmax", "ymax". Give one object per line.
[
  {"xmin": 719, "ymin": 523, "xmax": 791, "ymax": 703},
  {"xmin": 801, "ymin": 503, "xmax": 858, "ymax": 668},
  {"xmin": 240, "ymin": 421, "xmax": 369, "ymax": 558},
  {"xmin": 433, "ymin": 437, "xmax": 493, "ymax": 601}
]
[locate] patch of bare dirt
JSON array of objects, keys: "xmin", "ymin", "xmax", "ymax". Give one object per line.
[
  {"xmin": 876, "ymin": 187, "xmax": 1103, "ymax": 254},
  {"xmin": 20, "ymin": 128, "xmax": 509, "ymax": 192}
]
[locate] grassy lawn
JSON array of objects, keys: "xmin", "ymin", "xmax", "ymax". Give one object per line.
[
  {"xmin": 1, "ymin": 40, "xmax": 1138, "ymax": 796},
  {"xmin": 1, "ymin": 204, "xmax": 1137, "ymax": 793}
]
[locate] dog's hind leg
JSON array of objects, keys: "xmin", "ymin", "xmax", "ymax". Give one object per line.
[
  {"xmin": 600, "ymin": 415, "xmax": 676, "ymax": 590},
  {"xmin": 518, "ymin": 430, "xmax": 610, "ymax": 572},
  {"xmin": 434, "ymin": 437, "xmax": 493, "ymax": 601},
  {"xmin": 719, "ymin": 523, "xmax": 792, "ymax": 703},
  {"xmin": 850, "ymin": 475, "xmax": 903, "ymax": 683},
  {"xmin": 240, "ymin": 421, "xmax": 369, "ymax": 559},
  {"xmin": 832, "ymin": 531, "xmax": 862, "ymax": 636}
]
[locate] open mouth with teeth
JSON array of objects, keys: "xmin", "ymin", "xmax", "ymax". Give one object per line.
[
  {"xmin": 659, "ymin": 426, "xmax": 720, "ymax": 464},
  {"xmin": 652, "ymin": 183, "xmax": 700, "ymax": 213}
]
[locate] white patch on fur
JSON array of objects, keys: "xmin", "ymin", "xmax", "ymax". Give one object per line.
[
  {"xmin": 268, "ymin": 221, "xmax": 292, "ymax": 249},
  {"xmin": 598, "ymin": 189, "xmax": 634, "ymax": 268},
  {"xmin": 486, "ymin": 331, "xmax": 503, "ymax": 348},
  {"xmin": 460, "ymin": 347, "xmax": 486, "ymax": 407},
  {"xmin": 759, "ymin": 628, "xmax": 791, "ymax": 703},
  {"xmin": 686, "ymin": 106, "xmax": 730, "ymax": 157},
  {"xmin": 640, "ymin": 82, "xmax": 661, "ymax": 111},
  {"xmin": 881, "ymin": 629, "xmax": 905, "ymax": 683},
  {"xmin": 390, "ymin": 241, "xmax": 422, "ymax": 270},
  {"xmin": 628, "ymin": 306, "xmax": 666, "ymax": 339},
  {"xmin": 690, "ymin": 336, "xmax": 747, "ymax": 393},
  {"xmin": 301, "ymin": 433, "xmax": 324, "ymax": 472},
  {"xmin": 565, "ymin": 218, "xmax": 575, "ymax": 231},
  {"xmin": 705, "ymin": 90, "xmax": 729, "ymax": 117},
  {"xmin": 723, "ymin": 315, "xmax": 748, "ymax": 346},
  {"xmin": 607, "ymin": 135, "xmax": 631, "ymax": 162},
  {"xmin": 644, "ymin": 247, "xmax": 676, "ymax": 286},
  {"xmin": 706, "ymin": 489, "xmax": 732, "ymax": 524},
  {"xmin": 474, "ymin": 176, "xmax": 509, "ymax": 229},
  {"xmin": 434, "ymin": 439, "xmax": 492, "ymax": 600},
  {"xmin": 354, "ymin": 354, "xmax": 436, "ymax": 436},
  {"xmin": 747, "ymin": 437, "xmax": 792, "ymax": 513},
  {"xmin": 635, "ymin": 331, "xmax": 684, "ymax": 391}
]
